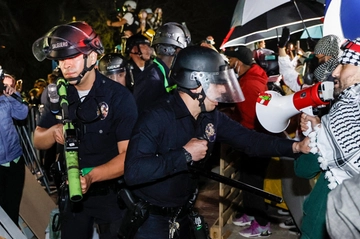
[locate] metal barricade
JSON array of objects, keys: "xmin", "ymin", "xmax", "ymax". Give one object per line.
[{"xmin": 15, "ymin": 105, "xmax": 56, "ymax": 195}]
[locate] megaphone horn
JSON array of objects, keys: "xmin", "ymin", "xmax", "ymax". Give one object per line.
[{"xmin": 256, "ymin": 81, "xmax": 334, "ymax": 133}]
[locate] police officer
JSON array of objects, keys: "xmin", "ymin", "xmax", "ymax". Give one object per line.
[
  {"xmin": 32, "ymin": 21, "xmax": 138, "ymax": 239},
  {"xmin": 123, "ymin": 46, "xmax": 311, "ymax": 239},
  {"xmin": 133, "ymin": 22, "xmax": 191, "ymax": 113},
  {"xmin": 98, "ymin": 53, "xmax": 128, "ymax": 87},
  {"xmin": 124, "ymin": 33, "xmax": 153, "ymax": 91}
]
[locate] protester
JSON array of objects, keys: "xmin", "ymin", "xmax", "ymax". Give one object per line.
[
  {"xmin": 296, "ymin": 37, "xmax": 360, "ymax": 239},
  {"xmin": 278, "ymin": 27, "xmax": 341, "ymax": 92},
  {"xmin": 106, "ymin": 0, "xmax": 139, "ymax": 38},
  {"xmin": 200, "ymin": 36, "xmax": 218, "ymax": 52},
  {"xmin": 0, "ymin": 73, "xmax": 29, "ymax": 226},
  {"xmin": 253, "ymin": 40, "xmax": 274, "ymax": 67},
  {"xmin": 32, "ymin": 21, "xmax": 138, "ymax": 239},
  {"xmin": 123, "ymin": 46, "xmax": 311, "ymax": 239},
  {"xmin": 137, "ymin": 9, "xmax": 150, "ymax": 35},
  {"xmin": 145, "ymin": 8, "xmax": 163, "ymax": 31},
  {"xmin": 223, "ymin": 46, "xmax": 273, "ymax": 237},
  {"xmin": 326, "ymin": 173, "xmax": 360, "ymax": 239}
]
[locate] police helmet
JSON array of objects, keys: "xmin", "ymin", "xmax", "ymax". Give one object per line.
[
  {"xmin": 98, "ymin": 53, "xmax": 127, "ymax": 75},
  {"xmin": 152, "ymin": 22, "xmax": 191, "ymax": 49},
  {"xmin": 171, "ymin": 46, "xmax": 244, "ymax": 103},
  {"xmin": 125, "ymin": 34, "xmax": 151, "ymax": 55},
  {"xmin": 32, "ymin": 21, "xmax": 104, "ymax": 61}
]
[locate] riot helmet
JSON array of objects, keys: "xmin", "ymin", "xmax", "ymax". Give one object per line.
[
  {"xmin": 98, "ymin": 53, "xmax": 127, "ymax": 75},
  {"xmin": 125, "ymin": 34, "xmax": 151, "ymax": 55},
  {"xmin": 171, "ymin": 46, "xmax": 244, "ymax": 104},
  {"xmin": 32, "ymin": 21, "xmax": 104, "ymax": 85},
  {"xmin": 152, "ymin": 22, "xmax": 191, "ymax": 56},
  {"xmin": 98, "ymin": 53, "xmax": 127, "ymax": 85},
  {"xmin": 32, "ymin": 21, "xmax": 104, "ymax": 61}
]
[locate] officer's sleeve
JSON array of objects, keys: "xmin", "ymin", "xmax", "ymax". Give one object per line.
[
  {"xmin": 215, "ymin": 111, "xmax": 295, "ymax": 157},
  {"xmin": 36, "ymin": 103, "xmax": 58, "ymax": 129},
  {"xmin": 115, "ymin": 90, "xmax": 138, "ymax": 142},
  {"xmin": 124, "ymin": 110, "xmax": 188, "ymax": 186}
]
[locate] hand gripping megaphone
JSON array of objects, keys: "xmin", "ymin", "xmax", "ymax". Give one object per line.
[{"xmin": 256, "ymin": 81, "xmax": 334, "ymax": 133}]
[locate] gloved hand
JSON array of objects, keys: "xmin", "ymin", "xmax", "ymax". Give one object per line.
[{"xmin": 278, "ymin": 27, "xmax": 290, "ymax": 48}]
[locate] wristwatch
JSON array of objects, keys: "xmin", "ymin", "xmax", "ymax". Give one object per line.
[{"xmin": 182, "ymin": 148, "xmax": 192, "ymax": 163}]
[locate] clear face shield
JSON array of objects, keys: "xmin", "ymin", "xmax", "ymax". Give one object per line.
[
  {"xmin": 32, "ymin": 24, "xmax": 93, "ymax": 61},
  {"xmin": 194, "ymin": 67, "xmax": 245, "ymax": 103},
  {"xmin": 102, "ymin": 70, "xmax": 126, "ymax": 84},
  {"xmin": 33, "ymin": 36, "xmax": 89, "ymax": 62}
]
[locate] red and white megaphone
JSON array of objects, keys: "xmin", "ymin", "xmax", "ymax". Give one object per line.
[{"xmin": 256, "ymin": 81, "xmax": 334, "ymax": 133}]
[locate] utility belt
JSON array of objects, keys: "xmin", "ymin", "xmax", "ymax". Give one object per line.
[
  {"xmin": 118, "ymin": 188, "xmax": 210, "ymax": 239},
  {"xmin": 147, "ymin": 204, "xmax": 188, "ymax": 218},
  {"xmin": 118, "ymin": 189, "xmax": 149, "ymax": 239},
  {"xmin": 87, "ymin": 179, "xmax": 121, "ymax": 196}
]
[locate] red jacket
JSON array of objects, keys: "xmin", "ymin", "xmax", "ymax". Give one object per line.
[{"xmin": 234, "ymin": 64, "xmax": 268, "ymax": 130}]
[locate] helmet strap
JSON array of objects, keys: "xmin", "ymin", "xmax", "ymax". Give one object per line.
[
  {"xmin": 130, "ymin": 45, "xmax": 146, "ymax": 61},
  {"xmin": 137, "ymin": 45, "xmax": 146, "ymax": 61},
  {"xmin": 179, "ymin": 87, "xmax": 207, "ymax": 112},
  {"xmin": 197, "ymin": 89, "xmax": 207, "ymax": 112},
  {"xmin": 67, "ymin": 55, "xmax": 95, "ymax": 85}
]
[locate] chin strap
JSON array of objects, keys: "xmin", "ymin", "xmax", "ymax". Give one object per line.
[
  {"xmin": 67, "ymin": 55, "xmax": 95, "ymax": 85},
  {"xmin": 179, "ymin": 87, "xmax": 207, "ymax": 112},
  {"xmin": 131, "ymin": 45, "xmax": 147, "ymax": 61}
]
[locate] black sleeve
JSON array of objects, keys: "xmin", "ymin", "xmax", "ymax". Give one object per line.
[{"xmin": 216, "ymin": 111, "xmax": 296, "ymax": 157}]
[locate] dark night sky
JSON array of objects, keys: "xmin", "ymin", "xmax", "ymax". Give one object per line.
[{"xmin": 0, "ymin": 0, "xmax": 237, "ymax": 91}]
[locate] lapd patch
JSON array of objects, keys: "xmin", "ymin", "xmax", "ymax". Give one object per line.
[
  {"xmin": 99, "ymin": 102, "xmax": 109, "ymax": 120},
  {"xmin": 205, "ymin": 123, "xmax": 216, "ymax": 142}
]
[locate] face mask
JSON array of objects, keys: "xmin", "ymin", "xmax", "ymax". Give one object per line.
[{"xmin": 314, "ymin": 57, "xmax": 338, "ymax": 82}]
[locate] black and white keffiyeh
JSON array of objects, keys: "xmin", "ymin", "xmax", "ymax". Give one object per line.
[
  {"xmin": 310, "ymin": 84, "xmax": 360, "ymax": 189},
  {"xmin": 313, "ymin": 35, "xmax": 341, "ymax": 81},
  {"xmin": 339, "ymin": 38, "xmax": 360, "ymax": 66},
  {"xmin": 314, "ymin": 57, "xmax": 339, "ymax": 81}
]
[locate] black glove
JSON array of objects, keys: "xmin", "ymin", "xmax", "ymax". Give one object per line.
[{"xmin": 278, "ymin": 27, "xmax": 290, "ymax": 48}]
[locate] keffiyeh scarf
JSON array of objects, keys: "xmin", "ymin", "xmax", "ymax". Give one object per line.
[
  {"xmin": 309, "ymin": 83, "xmax": 360, "ymax": 189},
  {"xmin": 314, "ymin": 57, "xmax": 339, "ymax": 81}
]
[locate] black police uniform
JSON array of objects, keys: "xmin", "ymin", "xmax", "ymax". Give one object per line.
[
  {"xmin": 38, "ymin": 71, "xmax": 138, "ymax": 239},
  {"xmin": 125, "ymin": 58, "xmax": 152, "ymax": 92},
  {"xmin": 133, "ymin": 57, "xmax": 172, "ymax": 114},
  {"xmin": 124, "ymin": 90, "xmax": 296, "ymax": 238}
]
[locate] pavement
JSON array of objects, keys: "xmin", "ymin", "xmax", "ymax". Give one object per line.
[{"xmin": 195, "ymin": 176, "xmax": 300, "ymax": 239}]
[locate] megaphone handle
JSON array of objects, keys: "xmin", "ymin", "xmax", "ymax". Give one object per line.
[{"xmin": 301, "ymin": 106, "xmax": 314, "ymax": 136}]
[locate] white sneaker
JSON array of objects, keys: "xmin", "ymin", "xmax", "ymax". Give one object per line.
[{"xmin": 279, "ymin": 218, "xmax": 296, "ymax": 229}]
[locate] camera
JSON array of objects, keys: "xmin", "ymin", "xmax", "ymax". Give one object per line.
[
  {"xmin": 0, "ymin": 65, "xmax": 4, "ymax": 80},
  {"xmin": 0, "ymin": 65, "xmax": 5, "ymax": 92}
]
